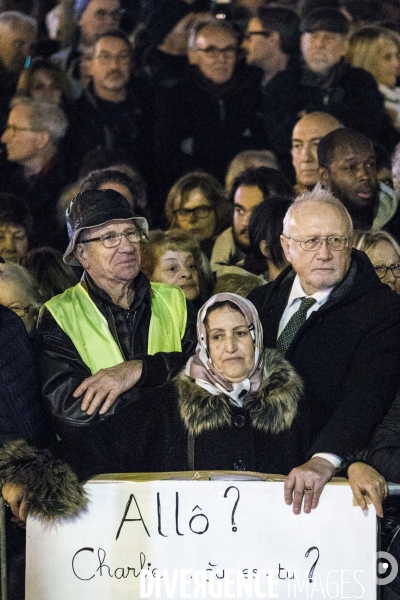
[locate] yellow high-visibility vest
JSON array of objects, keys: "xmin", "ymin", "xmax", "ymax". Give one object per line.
[{"xmin": 43, "ymin": 282, "xmax": 187, "ymax": 374}]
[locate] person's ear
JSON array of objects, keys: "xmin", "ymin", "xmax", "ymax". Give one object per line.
[
  {"xmin": 259, "ymin": 240, "xmax": 270, "ymax": 258},
  {"xmin": 35, "ymin": 130, "xmax": 51, "ymax": 150},
  {"xmin": 73, "ymin": 244, "xmax": 88, "ymax": 268},
  {"xmin": 319, "ymin": 166, "xmax": 330, "ymax": 189},
  {"xmin": 269, "ymin": 31, "xmax": 280, "ymax": 49}
]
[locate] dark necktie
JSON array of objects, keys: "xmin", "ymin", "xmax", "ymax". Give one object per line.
[{"xmin": 276, "ymin": 297, "xmax": 317, "ymax": 355}]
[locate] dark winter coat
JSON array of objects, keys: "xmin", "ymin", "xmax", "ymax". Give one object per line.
[
  {"xmin": 0, "ymin": 306, "xmax": 47, "ymax": 447},
  {"xmin": 149, "ymin": 347, "xmax": 312, "ymax": 474},
  {"xmin": 152, "ymin": 65, "xmax": 267, "ymax": 190},
  {"xmin": 248, "ymin": 249, "xmax": 400, "ymax": 459},
  {"xmin": 64, "ymin": 83, "xmax": 147, "ymax": 178},
  {"xmin": 33, "ymin": 271, "xmax": 197, "ymax": 442}
]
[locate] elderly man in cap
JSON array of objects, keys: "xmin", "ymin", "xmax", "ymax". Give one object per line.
[
  {"xmin": 262, "ymin": 7, "xmax": 399, "ymax": 176},
  {"xmin": 33, "ymin": 189, "xmax": 196, "ymax": 472}
]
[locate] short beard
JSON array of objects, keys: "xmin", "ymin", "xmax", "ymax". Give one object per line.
[{"xmin": 233, "ymin": 230, "xmax": 251, "ymax": 254}]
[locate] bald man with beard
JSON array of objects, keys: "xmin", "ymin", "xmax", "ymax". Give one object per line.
[{"xmin": 291, "ymin": 112, "xmax": 341, "ymax": 193}]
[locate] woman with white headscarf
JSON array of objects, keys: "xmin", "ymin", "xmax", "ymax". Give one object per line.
[{"xmin": 147, "ymin": 292, "xmax": 312, "ymax": 473}]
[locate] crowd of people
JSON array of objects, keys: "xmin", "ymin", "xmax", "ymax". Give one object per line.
[{"xmin": 1, "ymin": 0, "xmax": 400, "ymax": 598}]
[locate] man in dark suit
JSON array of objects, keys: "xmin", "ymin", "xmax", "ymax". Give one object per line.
[{"xmin": 248, "ymin": 187, "xmax": 400, "ymax": 514}]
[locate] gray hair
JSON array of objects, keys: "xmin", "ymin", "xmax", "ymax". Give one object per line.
[
  {"xmin": 0, "ymin": 262, "xmax": 43, "ymax": 309},
  {"xmin": 10, "ymin": 96, "xmax": 68, "ymax": 145},
  {"xmin": 283, "ymin": 185, "xmax": 353, "ymax": 236},
  {"xmin": 188, "ymin": 18, "xmax": 237, "ymax": 50},
  {"xmin": 0, "ymin": 11, "xmax": 37, "ymax": 33}
]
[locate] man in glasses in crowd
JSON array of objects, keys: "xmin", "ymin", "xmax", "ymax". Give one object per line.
[
  {"xmin": 248, "ymin": 188, "xmax": 400, "ymax": 516},
  {"xmin": 153, "ymin": 18, "xmax": 267, "ymax": 197},
  {"xmin": 318, "ymin": 128, "xmax": 400, "ymax": 240},
  {"xmin": 33, "ymin": 189, "xmax": 196, "ymax": 479},
  {"xmin": 52, "ymin": 0, "xmax": 122, "ymax": 99},
  {"xmin": 0, "ymin": 97, "xmax": 69, "ymax": 250},
  {"xmin": 65, "ymin": 30, "xmax": 147, "ymax": 180},
  {"xmin": 242, "ymin": 5, "xmax": 300, "ymax": 85}
]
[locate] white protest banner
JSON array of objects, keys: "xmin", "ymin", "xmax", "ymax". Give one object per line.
[{"xmin": 25, "ymin": 473, "xmax": 377, "ymax": 599}]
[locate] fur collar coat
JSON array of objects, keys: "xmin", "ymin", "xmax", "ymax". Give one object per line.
[{"xmin": 147, "ymin": 348, "xmax": 314, "ymax": 474}]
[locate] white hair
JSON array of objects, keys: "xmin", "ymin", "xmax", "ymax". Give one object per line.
[
  {"xmin": 282, "ymin": 184, "xmax": 353, "ymax": 236},
  {"xmin": 0, "ymin": 262, "xmax": 43, "ymax": 308}
]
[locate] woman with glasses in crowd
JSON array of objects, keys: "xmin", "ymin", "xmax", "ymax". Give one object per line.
[
  {"xmin": 165, "ymin": 171, "xmax": 231, "ymax": 258},
  {"xmin": 353, "ymin": 230, "xmax": 400, "ymax": 293}
]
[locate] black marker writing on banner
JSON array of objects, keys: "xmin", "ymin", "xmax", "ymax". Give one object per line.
[{"xmin": 224, "ymin": 486, "xmax": 240, "ymax": 532}]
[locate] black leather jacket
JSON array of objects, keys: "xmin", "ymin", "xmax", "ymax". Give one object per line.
[{"xmin": 33, "ymin": 271, "xmax": 197, "ymax": 437}]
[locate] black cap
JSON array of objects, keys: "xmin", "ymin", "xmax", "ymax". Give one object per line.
[
  {"xmin": 63, "ymin": 189, "xmax": 148, "ymax": 266},
  {"xmin": 300, "ymin": 8, "xmax": 350, "ymax": 35}
]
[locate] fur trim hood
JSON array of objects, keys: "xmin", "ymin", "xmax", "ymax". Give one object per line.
[
  {"xmin": 176, "ymin": 348, "xmax": 304, "ymax": 437},
  {"xmin": 0, "ymin": 440, "xmax": 87, "ymax": 521}
]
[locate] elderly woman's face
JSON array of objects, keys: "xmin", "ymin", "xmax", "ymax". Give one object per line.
[
  {"xmin": 152, "ymin": 250, "xmax": 200, "ymax": 301},
  {"xmin": 174, "ymin": 188, "xmax": 217, "ymax": 242},
  {"xmin": 367, "ymin": 240, "xmax": 400, "ymax": 294},
  {"xmin": 207, "ymin": 305, "xmax": 255, "ymax": 382}
]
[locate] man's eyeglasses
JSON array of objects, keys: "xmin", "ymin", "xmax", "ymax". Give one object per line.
[
  {"xmin": 4, "ymin": 124, "xmax": 39, "ymax": 135},
  {"xmin": 243, "ymin": 31, "xmax": 271, "ymax": 40},
  {"xmin": 94, "ymin": 9, "xmax": 121, "ymax": 21},
  {"xmin": 79, "ymin": 229, "xmax": 145, "ymax": 248},
  {"xmin": 283, "ymin": 235, "xmax": 350, "ymax": 252},
  {"xmin": 7, "ymin": 304, "xmax": 32, "ymax": 317},
  {"xmin": 374, "ymin": 264, "xmax": 400, "ymax": 279},
  {"xmin": 192, "ymin": 45, "xmax": 237, "ymax": 59},
  {"xmin": 93, "ymin": 52, "xmax": 131, "ymax": 65},
  {"xmin": 173, "ymin": 206, "xmax": 214, "ymax": 221}
]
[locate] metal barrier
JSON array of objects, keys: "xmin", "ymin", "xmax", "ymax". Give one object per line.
[{"xmin": 389, "ymin": 484, "xmax": 400, "ymax": 496}]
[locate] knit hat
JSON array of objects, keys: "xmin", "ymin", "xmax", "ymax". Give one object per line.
[
  {"xmin": 63, "ymin": 189, "xmax": 148, "ymax": 266},
  {"xmin": 300, "ymin": 8, "xmax": 350, "ymax": 35},
  {"xmin": 74, "ymin": 0, "xmax": 91, "ymax": 21}
]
